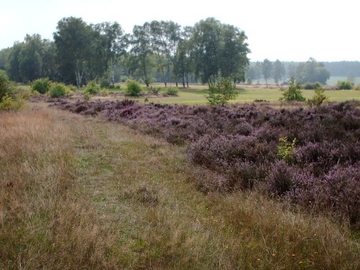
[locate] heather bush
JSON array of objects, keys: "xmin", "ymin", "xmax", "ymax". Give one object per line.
[{"xmin": 31, "ymin": 77, "xmax": 51, "ymax": 94}]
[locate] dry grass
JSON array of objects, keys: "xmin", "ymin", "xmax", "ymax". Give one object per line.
[{"xmin": 1, "ymin": 108, "xmax": 359, "ymax": 269}]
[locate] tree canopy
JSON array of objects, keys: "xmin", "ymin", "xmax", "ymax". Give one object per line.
[{"xmin": 3, "ymin": 17, "xmax": 250, "ymax": 86}]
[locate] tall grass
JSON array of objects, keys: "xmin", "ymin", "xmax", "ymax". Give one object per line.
[{"xmin": 1, "ymin": 108, "xmax": 359, "ymax": 269}]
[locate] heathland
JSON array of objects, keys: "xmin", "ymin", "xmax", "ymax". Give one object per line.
[{"xmin": 1, "ymin": 85, "xmax": 360, "ymax": 269}]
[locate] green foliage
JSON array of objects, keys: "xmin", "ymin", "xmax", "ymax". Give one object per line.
[
  {"xmin": 0, "ymin": 94, "xmax": 26, "ymax": 110},
  {"xmin": 148, "ymin": 86, "xmax": 161, "ymax": 95},
  {"xmin": 307, "ymin": 86, "xmax": 329, "ymax": 107},
  {"xmin": 49, "ymin": 83, "xmax": 67, "ymax": 98},
  {"xmin": 31, "ymin": 77, "xmax": 52, "ymax": 94},
  {"xmin": 83, "ymin": 91, "xmax": 91, "ymax": 100},
  {"xmin": 0, "ymin": 70, "xmax": 15, "ymax": 100},
  {"xmin": 336, "ymin": 80, "xmax": 354, "ymax": 90},
  {"xmin": 100, "ymin": 88, "xmax": 109, "ymax": 96},
  {"xmin": 165, "ymin": 87, "xmax": 178, "ymax": 96},
  {"xmin": 206, "ymin": 77, "xmax": 238, "ymax": 105},
  {"xmin": 280, "ymin": 78, "xmax": 306, "ymax": 101},
  {"xmin": 277, "ymin": 137, "xmax": 296, "ymax": 164},
  {"xmin": 100, "ymin": 77, "xmax": 110, "ymax": 89},
  {"xmin": 303, "ymin": 82, "xmax": 322, "ymax": 90},
  {"xmin": 125, "ymin": 80, "xmax": 143, "ymax": 97},
  {"xmin": 85, "ymin": 81, "xmax": 100, "ymax": 95}
]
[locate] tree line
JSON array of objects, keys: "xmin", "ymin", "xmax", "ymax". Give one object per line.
[
  {"xmin": 0, "ymin": 17, "xmax": 250, "ymax": 87},
  {"xmin": 246, "ymin": 58, "xmax": 332, "ymax": 85}
]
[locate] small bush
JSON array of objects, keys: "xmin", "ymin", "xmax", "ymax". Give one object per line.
[
  {"xmin": 100, "ymin": 88, "xmax": 109, "ymax": 96},
  {"xmin": 31, "ymin": 77, "xmax": 52, "ymax": 94},
  {"xmin": 280, "ymin": 78, "xmax": 306, "ymax": 101},
  {"xmin": 0, "ymin": 94, "xmax": 26, "ymax": 110},
  {"xmin": 303, "ymin": 82, "xmax": 322, "ymax": 90},
  {"xmin": 125, "ymin": 80, "xmax": 142, "ymax": 97},
  {"xmin": 206, "ymin": 77, "xmax": 238, "ymax": 105},
  {"xmin": 337, "ymin": 80, "xmax": 354, "ymax": 90},
  {"xmin": 0, "ymin": 70, "xmax": 15, "ymax": 100},
  {"xmin": 307, "ymin": 86, "xmax": 329, "ymax": 107},
  {"xmin": 49, "ymin": 83, "xmax": 67, "ymax": 98},
  {"xmin": 83, "ymin": 92, "xmax": 91, "ymax": 101},
  {"xmin": 165, "ymin": 87, "xmax": 178, "ymax": 96},
  {"xmin": 277, "ymin": 137, "xmax": 296, "ymax": 164},
  {"xmin": 85, "ymin": 81, "xmax": 100, "ymax": 95},
  {"xmin": 148, "ymin": 87, "xmax": 161, "ymax": 95}
]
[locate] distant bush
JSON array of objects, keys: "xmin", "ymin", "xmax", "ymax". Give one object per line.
[
  {"xmin": 148, "ymin": 86, "xmax": 161, "ymax": 95},
  {"xmin": 85, "ymin": 81, "xmax": 100, "ymax": 95},
  {"xmin": 31, "ymin": 78, "xmax": 51, "ymax": 94},
  {"xmin": 125, "ymin": 80, "xmax": 142, "ymax": 97},
  {"xmin": 337, "ymin": 80, "xmax": 354, "ymax": 90},
  {"xmin": 303, "ymin": 82, "xmax": 322, "ymax": 90},
  {"xmin": 165, "ymin": 87, "xmax": 178, "ymax": 96},
  {"xmin": 49, "ymin": 83, "xmax": 67, "ymax": 98},
  {"xmin": 280, "ymin": 78, "xmax": 306, "ymax": 101}
]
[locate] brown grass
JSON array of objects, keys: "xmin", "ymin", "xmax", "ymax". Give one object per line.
[{"xmin": 0, "ymin": 108, "xmax": 359, "ymax": 269}]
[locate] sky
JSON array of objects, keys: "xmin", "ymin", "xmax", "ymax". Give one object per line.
[{"xmin": 1, "ymin": 0, "xmax": 359, "ymax": 62}]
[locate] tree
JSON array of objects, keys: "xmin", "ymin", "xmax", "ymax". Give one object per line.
[
  {"xmin": 18, "ymin": 34, "xmax": 43, "ymax": 82},
  {"xmin": 206, "ymin": 76, "xmax": 238, "ymax": 105},
  {"xmin": 280, "ymin": 78, "xmax": 305, "ymax": 101},
  {"xmin": 192, "ymin": 18, "xmax": 250, "ymax": 84},
  {"xmin": 129, "ymin": 23, "xmax": 156, "ymax": 87},
  {"xmin": 0, "ymin": 48, "xmax": 11, "ymax": 70},
  {"xmin": 272, "ymin": 59, "xmax": 285, "ymax": 84},
  {"xmin": 296, "ymin": 58, "xmax": 330, "ymax": 84},
  {"xmin": 6, "ymin": 43, "xmax": 23, "ymax": 82},
  {"xmin": 150, "ymin": 20, "xmax": 181, "ymax": 86},
  {"xmin": 54, "ymin": 17, "xmax": 96, "ymax": 87},
  {"xmin": 173, "ymin": 26, "xmax": 194, "ymax": 87},
  {"xmin": 262, "ymin": 59, "xmax": 272, "ymax": 84}
]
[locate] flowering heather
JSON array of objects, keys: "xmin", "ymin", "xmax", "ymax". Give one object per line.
[{"xmin": 53, "ymin": 99, "xmax": 360, "ymax": 227}]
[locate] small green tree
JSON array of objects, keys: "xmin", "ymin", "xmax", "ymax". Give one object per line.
[
  {"xmin": 206, "ymin": 77, "xmax": 238, "ymax": 105},
  {"xmin": 307, "ymin": 85, "xmax": 329, "ymax": 107},
  {"xmin": 31, "ymin": 78, "xmax": 52, "ymax": 94},
  {"xmin": 280, "ymin": 78, "xmax": 305, "ymax": 102}
]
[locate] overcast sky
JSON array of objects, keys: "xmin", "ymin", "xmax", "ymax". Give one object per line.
[{"xmin": 1, "ymin": 0, "xmax": 358, "ymax": 62}]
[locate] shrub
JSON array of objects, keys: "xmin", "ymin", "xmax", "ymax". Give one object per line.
[
  {"xmin": 49, "ymin": 83, "xmax": 67, "ymax": 98},
  {"xmin": 337, "ymin": 80, "xmax": 354, "ymax": 90},
  {"xmin": 307, "ymin": 86, "xmax": 329, "ymax": 107},
  {"xmin": 206, "ymin": 77, "xmax": 238, "ymax": 105},
  {"xmin": 125, "ymin": 80, "xmax": 142, "ymax": 97},
  {"xmin": 83, "ymin": 92, "xmax": 91, "ymax": 101},
  {"xmin": 148, "ymin": 87, "xmax": 161, "ymax": 95},
  {"xmin": 0, "ymin": 70, "xmax": 15, "ymax": 100},
  {"xmin": 165, "ymin": 87, "xmax": 178, "ymax": 96},
  {"xmin": 280, "ymin": 78, "xmax": 305, "ymax": 101},
  {"xmin": 31, "ymin": 77, "xmax": 51, "ymax": 94},
  {"xmin": 100, "ymin": 88, "xmax": 109, "ymax": 96},
  {"xmin": 85, "ymin": 81, "xmax": 100, "ymax": 95},
  {"xmin": 277, "ymin": 137, "xmax": 296, "ymax": 164},
  {"xmin": 0, "ymin": 94, "xmax": 26, "ymax": 110},
  {"xmin": 303, "ymin": 82, "xmax": 322, "ymax": 90}
]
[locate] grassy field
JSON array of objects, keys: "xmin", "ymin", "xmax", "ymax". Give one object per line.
[
  {"xmin": 116, "ymin": 84, "xmax": 360, "ymax": 105},
  {"xmin": 1, "ymin": 107, "xmax": 360, "ymax": 269}
]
